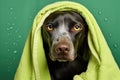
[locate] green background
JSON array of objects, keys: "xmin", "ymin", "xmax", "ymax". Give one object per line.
[{"xmin": 0, "ymin": 0, "xmax": 120, "ymax": 80}]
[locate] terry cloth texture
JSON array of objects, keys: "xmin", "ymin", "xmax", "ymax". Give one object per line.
[{"xmin": 14, "ymin": 1, "xmax": 120, "ymax": 80}]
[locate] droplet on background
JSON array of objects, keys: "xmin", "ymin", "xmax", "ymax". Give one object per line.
[
  {"xmin": 113, "ymin": 44, "xmax": 118, "ymax": 48},
  {"xmin": 9, "ymin": 7, "xmax": 13, "ymax": 15},
  {"xmin": 109, "ymin": 33, "xmax": 112, "ymax": 38},
  {"xmin": 104, "ymin": 18, "xmax": 108, "ymax": 22},
  {"xmin": 33, "ymin": 9, "xmax": 36, "ymax": 12},
  {"xmin": 8, "ymin": 49, "xmax": 10, "ymax": 52},
  {"xmin": 13, "ymin": 42, "xmax": 17, "ymax": 46},
  {"xmin": 7, "ymin": 66, "xmax": 10, "ymax": 72},
  {"xmin": 13, "ymin": 50, "xmax": 17, "ymax": 54},
  {"xmin": 98, "ymin": 11, "xmax": 102, "ymax": 15},
  {"xmin": 9, "ymin": 26, "xmax": 13, "ymax": 30},
  {"xmin": 10, "ymin": 8, "xmax": 13, "ymax": 10},
  {"xmin": 18, "ymin": 35, "xmax": 22, "ymax": 38}
]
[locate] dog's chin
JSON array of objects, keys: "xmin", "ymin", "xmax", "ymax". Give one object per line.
[{"xmin": 49, "ymin": 54, "xmax": 76, "ymax": 62}]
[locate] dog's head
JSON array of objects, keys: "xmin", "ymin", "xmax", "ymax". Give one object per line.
[{"xmin": 42, "ymin": 11, "xmax": 88, "ymax": 62}]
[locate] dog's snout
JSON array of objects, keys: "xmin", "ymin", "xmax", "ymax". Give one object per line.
[
  {"xmin": 55, "ymin": 43, "xmax": 70, "ymax": 55},
  {"xmin": 52, "ymin": 35, "xmax": 75, "ymax": 61}
]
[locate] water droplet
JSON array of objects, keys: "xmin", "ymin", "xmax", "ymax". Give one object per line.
[
  {"xmin": 33, "ymin": 9, "xmax": 36, "ymax": 12},
  {"xmin": 10, "ymin": 8, "xmax": 13, "ymax": 10},
  {"xmin": 13, "ymin": 42, "xmax": 17, "ymax": 46},
  {"xmin": 7, "ymin": 66, "xmax": 11, "ymax": 72},
  {"xmin": 109, "ymin": 33, "xmax": 112, "ymax": 38},
  {"xmin": 98, "ymin": 11, "xmax": 102, "ymax": 15},
  {"xmin": 9, "ymin": 26, "xmax": 13, "ymax": 29},
  {"xmin": 104, "ymin": 18, "xmax": 108, "ymax": 22},
  {"xmin": 113, "ymin": 44, "xmax": 118, "ymax": 48},
  {"xmin": 18, "ymin": 35, "xmax": 22, "ymax": 38},
  {"xmin": 13, "ymin": 50, "xmax": 17, "ymax": 54},
  {"xmin": 13, "ymin": 42, "xmax": 15, "ymax": 45},
  {"xmin": 8, "ymin": 49, "xmax": 10, "ymax": 52},
  {"xmin": 9, "ymin": 8, "xmax": 13, "ymax": 15},
  {"xmin": 10, "ymin": 27, "xmax": 13, "ymax": 29}
]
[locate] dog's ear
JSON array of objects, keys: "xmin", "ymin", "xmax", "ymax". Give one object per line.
[
  {"xmin": 77, "ymin": 18, "xmax": 90, "ymax": 61},
  {"xmin": 82, "ymin": 41, "xmax": 90, "ymax": 62},
  {"xmin": 41, "ymin": 26, "xmax": 51, "ymax": 53},
  {"xmin": 41, "ymin": 26, "xmax": 50, "ymax": 44}
]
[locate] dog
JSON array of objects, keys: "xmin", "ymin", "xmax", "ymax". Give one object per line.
[{"xmin": 41, "ymin": 11, "xmax": 89, "ymax": 80}]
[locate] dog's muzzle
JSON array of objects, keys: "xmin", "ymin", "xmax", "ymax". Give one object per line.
[{"xmin": 50, "ymin": 34, "xmax": 76, "ymax": 62}]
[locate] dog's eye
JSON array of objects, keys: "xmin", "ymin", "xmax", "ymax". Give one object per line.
[
  {"xmin": 71, "ymin": 24, "xmax": 82, "ymax": 32},
  {"xmin": 46, "ymin": 24, "xmax": 54, "ymax": 31}
]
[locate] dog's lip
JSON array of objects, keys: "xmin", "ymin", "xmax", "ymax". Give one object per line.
[{"xmin": 55, "ymin": 55, "xmax": 75, "ymax": 62}]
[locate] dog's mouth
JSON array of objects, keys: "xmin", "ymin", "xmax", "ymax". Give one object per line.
[
  {"xmin": 49, "ymin": 50, "xmax": 76, "ymax": 62},
  {"xmin": 49, "ymin": 36, "xmax": 76, "ymax": 62},
  {"xmin": 53, "ymin": 54, "xmax": 76, "ymax": 62}
]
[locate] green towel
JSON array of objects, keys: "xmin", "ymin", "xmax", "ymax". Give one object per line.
[{"xmin": 14, "ymin": 1, "xmax": 120, "ymax": 80}]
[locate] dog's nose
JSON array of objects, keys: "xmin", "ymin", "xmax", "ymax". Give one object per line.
[{"xmin": 55, "ymin": 43, "xmax": 70, "ymax": 54}]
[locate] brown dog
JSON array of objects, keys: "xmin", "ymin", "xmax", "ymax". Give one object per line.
[{"xmin": 42, "ymin": 11, "xmax": 89, "ymax": 80}]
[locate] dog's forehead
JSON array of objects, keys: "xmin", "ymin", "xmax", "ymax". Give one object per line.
[{"xmin": 45, "ymin": 11, "xmax": 84, "ymax": 23}]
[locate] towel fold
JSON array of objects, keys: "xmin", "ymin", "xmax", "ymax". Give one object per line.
[{"xmin": 14, "ymin": 1, "xmax": 120, "ymax": 80}]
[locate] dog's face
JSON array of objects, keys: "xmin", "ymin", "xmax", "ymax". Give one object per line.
[{"xmin": 42, "ymin": 11, "xmax": 87, "ymax": 62}]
